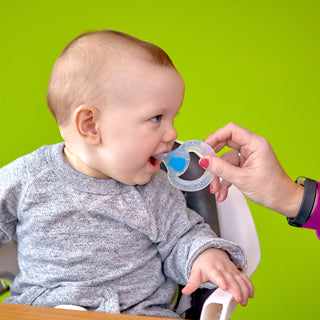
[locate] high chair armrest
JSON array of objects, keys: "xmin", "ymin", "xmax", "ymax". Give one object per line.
[
  {"xmin": 215, "ymin": 185, "xmax": 261, "ymax": 277},
  {"xmin": 200, "ymin": 288, "xmax": 237, "ymax": 320}
]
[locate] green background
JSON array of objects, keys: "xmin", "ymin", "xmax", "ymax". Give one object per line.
[{"xmin": 1, "ymin": 0, "xmax": 319, "ymax": 319}]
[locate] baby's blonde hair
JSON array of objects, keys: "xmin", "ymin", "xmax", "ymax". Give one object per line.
[{"xmin": 46, "ymin": 30, "xmax": 175, "ymax": 127}]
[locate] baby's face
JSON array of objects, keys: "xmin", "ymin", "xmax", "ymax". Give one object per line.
[{"xmin": 93, "ymin": 61, "xmax": 185, "ymax": 185}]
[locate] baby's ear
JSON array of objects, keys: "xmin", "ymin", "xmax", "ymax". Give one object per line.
[{"xmin": 73, "ymin": 105, "xmax": 101, "ymax": 145}]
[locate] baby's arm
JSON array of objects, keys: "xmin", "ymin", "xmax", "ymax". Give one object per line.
[
  {"xmin": 146, "ymin": 171, "xmax": 252, "ymax": 305},
  {"xmin": 0, "ymin": 160, "xmax": 24, "ymax": 246},
  {"xmin": 182, "ymin": 248, "xmax": 254, "ymax": 306}
]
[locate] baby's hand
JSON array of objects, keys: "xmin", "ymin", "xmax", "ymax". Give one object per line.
[{"xmin": 182, "ymin": 248, "xmax": 254, "ymax": 306}]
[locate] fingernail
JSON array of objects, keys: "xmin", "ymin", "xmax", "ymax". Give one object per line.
[
  {"xmin": 209, "ymin": 184, "xmax": 214, "ymax": 194},
  {"xmin": 199, "ymin": 158, "xmax": 209, "ymax": 168},
  {"xmin": 216, "ymin": 194, "xmax": 221, "ymax": 201}
]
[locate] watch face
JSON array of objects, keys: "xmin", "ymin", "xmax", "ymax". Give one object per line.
[{"xmin": 296, "ymin": 176, "xmax": 307, "ymax": 186}]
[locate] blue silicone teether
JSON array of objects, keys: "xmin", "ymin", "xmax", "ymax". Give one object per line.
[{"xmin": 156, "ymin": 140, "xmax": 215, "ymax": 192}]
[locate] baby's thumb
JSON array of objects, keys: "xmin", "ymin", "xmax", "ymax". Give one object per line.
[
  {"xmin": 181, "ymin": 271, "xmax": 202, "ymax": 296},
  {"xmin": 199, "ymin": 155, "xmax": 239, "ymax": 183}
]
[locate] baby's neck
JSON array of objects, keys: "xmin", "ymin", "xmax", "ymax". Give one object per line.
[{"xmin": 63, "ymin": 145, "xmax": 109, "ymax": 179}]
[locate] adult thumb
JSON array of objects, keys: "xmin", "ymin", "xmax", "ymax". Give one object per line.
[{"xmin": 199, "ymin": 154, "xmax": 240, "ymax": 183}]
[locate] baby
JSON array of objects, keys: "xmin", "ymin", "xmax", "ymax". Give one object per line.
[{"xmin": 0, "ymin": 30, "xmax": 253, "ymax": 318}]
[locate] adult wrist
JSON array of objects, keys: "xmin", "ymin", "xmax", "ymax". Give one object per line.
[{"xmin": 287, "ymin": 177, "xmax": 317, "ymax": 227}]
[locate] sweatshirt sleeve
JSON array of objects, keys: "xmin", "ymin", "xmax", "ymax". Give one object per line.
[
  {"xmin": 148, "ymin": 171, "xmax": 247, "ymax": 286},
  {"xmin": 0, "ymin": 157, "xmax": 27, "ymax": 246},
  {"xmin": 302, "ymin": 181, "xmax": 320, "ymax": 240}
]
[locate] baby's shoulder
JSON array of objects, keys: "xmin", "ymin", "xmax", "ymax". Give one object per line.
[{"xmin": 0, "ymin": 144, "xmax": 60, "ymax": 183}]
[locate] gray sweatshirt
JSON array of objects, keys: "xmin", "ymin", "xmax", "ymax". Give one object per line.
[{"xmin": 0, "ymin": 143, "xmax": 247, "ymax": 318}]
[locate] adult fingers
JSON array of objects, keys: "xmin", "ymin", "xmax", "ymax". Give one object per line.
[
  {"xmin": 209, "ymin": 175, "xmax": 221, "ymax": 194},
  {"xmin": 204, "ymin": 123, "xmax": 254, "ymax": 152},
  {"xmin": 215, "ymin": 180, "xmax": 231, "ymax": 201},
  {"xmin": 215, "ymin": 149, "xmax": 242, "ymax": 200},
  {"xmin": 220, "ymin": 149, "xmax": 242, "ymax": 166},
  {"xmin": 199, "ymin": 154, "xmax": 241, "ymax": 184}
]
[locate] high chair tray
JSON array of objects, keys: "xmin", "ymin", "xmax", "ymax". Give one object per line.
[{"xmin": 0, "ymin": 303, "xmax": 178, "ymax": 320}]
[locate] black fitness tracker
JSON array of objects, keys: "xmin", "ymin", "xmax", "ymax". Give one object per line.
[{"xmin": 287, "ymin": 177, "xmax": 317, "ymax": 227}]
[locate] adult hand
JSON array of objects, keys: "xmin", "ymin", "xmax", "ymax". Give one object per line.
[{"xmin": 200, "ymin": 123, "xmax": 304, "ymax": 218}]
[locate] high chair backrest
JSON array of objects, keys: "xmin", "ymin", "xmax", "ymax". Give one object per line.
[{"xmin": 0, "ymin": 239, "xmax": 19, "ymax": 287}]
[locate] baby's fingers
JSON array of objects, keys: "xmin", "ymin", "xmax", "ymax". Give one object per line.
[
  {"xmin": 206, "ymin": 269, "xmax": 228, "ymax": 291},
  {"xmin": 222, "ymin": 272, "xmax": 243, "ymax": 304},
  {"xmin": 242, "ymin": 273, "xmax": 254, "ymax": 299},
  {"xmin": 226, "ymin": 272, "xmax": 254, "ymax": 306},
  {"xmin": 183, "ymin": 266, "xmax": 230, "ymax": 295},
  {"xmin": 181, "ymin": 270, "xmax": 202, "ymax": 295}
]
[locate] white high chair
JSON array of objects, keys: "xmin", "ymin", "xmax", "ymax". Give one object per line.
[{"xmin": 0, "ymin": 143, "xmax": 261, "ymax": 320}]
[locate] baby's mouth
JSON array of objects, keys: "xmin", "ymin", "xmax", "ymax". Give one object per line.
[
  {"xmin": 148, "ymin": 156, "xmax": 162, "ymax": 173},
  {"xmin": 149, "ymin": 156, "xmax": 157, "ymax": 166}
]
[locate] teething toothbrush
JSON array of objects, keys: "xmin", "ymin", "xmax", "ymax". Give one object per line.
[{"xmin": 156, "ymin": 140, "xmax": 215, "ymax": 192}]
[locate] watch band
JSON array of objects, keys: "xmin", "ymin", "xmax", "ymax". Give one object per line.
[{"xmin": 287, "ymin": 177, "xmax": 318, "ymax": 227}]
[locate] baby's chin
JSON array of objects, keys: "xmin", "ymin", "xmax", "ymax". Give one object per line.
[
  {"xmin": 132, "ymin": 174, "xmax": 154, "ymax": 186},
  {"xmin": 112, "ymin": 159, "xmax": 162, "ymax": 185},
  {"xmin": 115, "ymin": 172, "xmax": 154, "ymax": 186}
]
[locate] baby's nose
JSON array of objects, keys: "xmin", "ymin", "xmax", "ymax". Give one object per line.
[{"xmin": 163, "ymin": 125, "xmax": 178, "ymax": 143}]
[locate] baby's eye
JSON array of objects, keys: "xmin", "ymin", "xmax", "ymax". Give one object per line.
[{"xmin": 151, "ymin": 115, "xmax": 162, "ymax": 122}]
